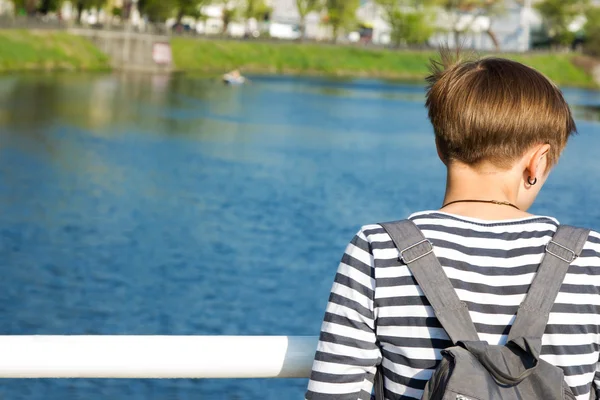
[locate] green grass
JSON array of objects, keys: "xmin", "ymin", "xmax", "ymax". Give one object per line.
[
  {"xmin": 172, "ymin": 38, "xmax": 434, "ymax": 80},
  {"xmin": 172, "ymin": 38, "xmax": 598, "ymax": 88},
  {"xmin": 0, "ymin": 30, "xmax": 110, "ymax": 72},
  {"xmin": 508, "ymin": 53, "xmax": 596, "ymax": 88},
  {"xmin": 0, "ymin": 31, "xmax": 595, "ymax": 87}
]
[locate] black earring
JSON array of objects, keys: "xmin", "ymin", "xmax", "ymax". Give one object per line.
[{"xmin": 528, "ymin": 176, "xmax": 537, "ymax": 186}]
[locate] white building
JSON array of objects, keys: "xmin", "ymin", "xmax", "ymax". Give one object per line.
[
  {"xmin": 266, "ymin": 0, "xmax": 330, "ymax": 40},
  {"xmin": 356, "ymin": 0, "xmax": 545, "ymax": 52},
  {"xmin": 0, "ymin": 0, "xmax": 14, "ymax": 16}
]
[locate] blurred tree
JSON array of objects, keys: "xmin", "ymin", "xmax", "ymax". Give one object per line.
[
  {"xmin": 12, "ymin": 0, "xmax": 40, "ymax": 15},
  {"xmin": 38, "ymin": 0, "xmax": 64, "ymax": 14},
  {"xmin": 324, "ymin": 0, "xmax": 359, "ymax": 42},
  {"xmin": 295, "ymin": 0, "xmax": 322, "ymax": 39},
  {"xmin": 138, "ymin": 0, "xmax": 211, "ymax": 24},
  {"xmin": 374, "ymin": 0, "xmax": 435, "ymax": 47},
  {"xmin": 435, "ymin": 0, "xmax": 505, "ymax": 50},
  {"xmin": 243, "ymin": 0, "xmax": 271, "ymax": 36},
  {"xmin": 583, "ymin": 5, "xmax": 600, "ymax": 56},
  {"xmin": 137, "ymin": 0, "xmax": 174, "ymax": 22},
  {"xmin": 174, "ymin": 0, "xmax": 212, "ymax": 24},
  {"xmin": 221, "ymin": 3, "xmax": 238, "ymax": 34},
  {"xmin": 73, "ymin": 0, "xmax": 106, "ymax": 23},
  {"xmin": 535, "ymin": 0, "xmax": 588, "ymax": 47},
  {"xmin": 393, "ymin": 11, "xmax": 434, "ymax": 46}
]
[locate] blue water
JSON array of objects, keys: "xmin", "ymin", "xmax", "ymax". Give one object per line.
[{"xmin": 0, "ymin": 73, "xmax": 599, "ymax": 399}]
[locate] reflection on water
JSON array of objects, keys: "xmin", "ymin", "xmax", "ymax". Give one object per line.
[
  {"xmin": 576, "ymin": 104, "xmax": 600, "ymax": 122},
  {"xmin": 560, "ymin": 87, "xmax": 600, "ymax": 122},
  {"xmin": 1, "ymin": 74, "xmax": 598, "ymax": 137},
  {"xmin": 0, "ymin": 73, "xmax": 599, "ymax": 400}
]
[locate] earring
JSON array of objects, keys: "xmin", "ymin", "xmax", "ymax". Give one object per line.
[{"xmin": 528, "ymin": 176, "xmax": 537, "ymax": 186}]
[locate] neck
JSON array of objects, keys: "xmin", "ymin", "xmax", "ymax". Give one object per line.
[{"xmin": 441, "ymin": 162, "xmax": 531, "ymax": 220}]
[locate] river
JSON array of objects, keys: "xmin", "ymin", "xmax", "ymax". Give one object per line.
[{"xmin": 0, "ymin": 73, "xmax": 599, "ymax": 399}]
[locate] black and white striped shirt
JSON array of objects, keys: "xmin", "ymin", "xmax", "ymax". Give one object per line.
[{"xmin": 306, "ymin": 211, "xmax": 600, "ymax": 400}]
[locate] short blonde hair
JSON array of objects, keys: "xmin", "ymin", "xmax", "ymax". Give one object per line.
[{"xmin": 425, "ymin": 50, "xmax": 576, "ymax": 170}]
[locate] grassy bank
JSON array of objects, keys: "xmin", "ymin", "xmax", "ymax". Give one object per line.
[
  {"xmin": 0, "ymin": 31, "xmax": 595, "ymax": 87},
  {"xmin": 172, "ymin": 38, "xmax": 597, "ymax": 88},
  {"xmin": 0, "ymin": 30, "xmax": 110, "ymax": 72}
]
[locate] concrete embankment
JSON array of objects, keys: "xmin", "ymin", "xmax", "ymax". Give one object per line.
[{"xmin": 68, "ymin": 29, "xmax": 173, "ymax": 73}]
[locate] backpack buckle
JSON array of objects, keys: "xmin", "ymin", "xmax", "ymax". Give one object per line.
[
  {"xmin": 400, "ymin": 239, "xmax": 434, "ymax": 264},
  {"xmin": 545, "ymin": 240, "xmax": 577, "ymax": 263}
]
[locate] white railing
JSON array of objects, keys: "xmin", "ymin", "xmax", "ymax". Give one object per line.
[{"xmin": 0, "ymin": 336, "xmax": 319, "ymax": 379}]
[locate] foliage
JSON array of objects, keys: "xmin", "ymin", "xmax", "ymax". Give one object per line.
[
  {"xmin": 38, "ymin": 0, "xmax": 65, "ymax": 13},
  {"xmin": 73, "ymin": 0, "xmax": 106, "ymax": 11},
  {"xmin": 391, "ymin": 11, "xmax": 434, "ymax": 46},
  {"xmin": 535, "ymin": 0, "xmax": 588, "ymax": 47},
  {"xmin": 72, "ymin": 0, "xmax": 106, "ymax": 22},
  {"xmin": 243, "ymin": 0, "xmax": 270, "ymax": 20},
  {"xmin": 374, "ymin": 0, "xmax": 435, "ymax": 47},
  {"xmin": 324, "ymin": 0, "xmax": 359, "ymax": 41},
  {"xmin": 138, "ymin": 0, "xmax": 212, "ymax": 23},
  {"xmin": 12, "ymin": 0, "xmax": 40, "ymax": 15},
  {"xmin": 583, "ymin": 6, "xmax": 600, "ymax": 56},
  {"xmin": 221, "ymin": 4, "xmax": 238, "ymax": 33},
  {"xmin": 296, "ymin": 0, "xmax": 322, "ymax": 37},
  {"xmin": 435, "ymin": 0, "xmax": 505, "ymax": 50},
  {"xmin": 296, "ymin": 0, "xmax": 321, "ymax": 18},
  {"xmin": 175, "ymin": 0, "xmax": 212, "ymax": 21},
  {"xmin": 138, "ymin": 0, "xmax": 174, "ymax": 22}
]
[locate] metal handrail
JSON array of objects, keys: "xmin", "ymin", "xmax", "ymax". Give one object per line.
[{"xmin": 0, "ymin": 335, "xmax": 318, "ymax": 379}]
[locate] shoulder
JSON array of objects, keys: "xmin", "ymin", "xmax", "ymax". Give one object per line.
[
  {"xmin": 581, "ymin": 229, "xmax": 600, "ymax": 255},
  {"xmin": 559, "ymin": 226, "xmax": 600, "ymax": 255},
  {"xmin": 359, "ymin": 223, "xmax": 387, "ymax": 241},
  {"xmin": 585, "ymin": 229, "xmax": 600, "ymax": 243}
]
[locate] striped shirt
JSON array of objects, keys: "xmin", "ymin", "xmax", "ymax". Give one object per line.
[{"xmin": 306, "ymin": 211, "xmax": 600, "ymax": 400}]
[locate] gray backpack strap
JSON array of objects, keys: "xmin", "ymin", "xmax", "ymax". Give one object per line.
[
  {"xmin": 380, "ymin": 220, "xmax": 479, "ymax": 344},
  {"xmin": 507, "ymin": 225, "xmax": 589, "ymax": 342}
]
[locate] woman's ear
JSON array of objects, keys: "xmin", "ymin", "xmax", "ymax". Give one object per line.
[{"xmin": 525, "ymin": 144, "xmax": 551, "ymax": 182}]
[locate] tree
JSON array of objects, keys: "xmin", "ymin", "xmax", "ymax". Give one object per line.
[
  {"xmin": 435, "ymin": 0, "xmax": 505, "ymax": 51},
  {"xmin": 174, "ymin": 0, "xmax": 212, "ymax": 24},
  {"xmin": 243, "ymin": 0, "xmax": 271, "ymax": 36},
  {"xmin": 324, "ymin": 0, "xmax": 359, "ymax": 42},
  {"xmin": 393, "ymin": 11, "xmax": 434, "ymax": 46},
  {"xmin": 478, "ymin": 0, "xmax": 504, "ymax": 50},
  {"xmin": 536, "ymin": 0, "xmax": 588, "ymax": 48},
  {"xmin": 374, "ymin": 0, "xmax": 434, "ymax": 47},
  {"xmin": 138, "ymin": 0, "xmax": 211, "ymax": 24},
  {"xmin": 583, "ymin": 5, "xmax": 600, "ymax": 56},
  {"xmin": 72, "ymin": 0, "xmax": 106, "ymax": 23},
  {"xmin": 12, "ymin": 0, "xmax": 40, "ymax": 16},
  {"xmin": 221, "ymin": 3, "xmax": 238, "ymax": 34},
  {"xmin": 38, "ymin": 0, "xmax": 64, "ymax": 14},
  {"xmin": 295, "ymin": 0, "xmax": 322, "ymax": 39},
  {"xmin": 138, "ymin": 0, "xmax": 174, "ymax": 22}
]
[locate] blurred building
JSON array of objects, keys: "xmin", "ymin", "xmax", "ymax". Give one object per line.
[
  {"xmin": 0, "ymin": 0, "xmax": 14, "ymax": 16},
  {"xmin": 186, "ymin": 4, "xmax": 246, "ymax": 37},
  {"xmin": 356, "ymin": 0, "xmax": 545, "ymax": 52},
  {"xmin": 265, "ymin": 0, "xmax": 329, "ymax": 40},
  {"xmin": 191, "ymin": 0, "xmax": 329, "ymax": 40}
]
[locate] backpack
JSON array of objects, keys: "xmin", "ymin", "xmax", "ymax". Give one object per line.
[{"xmin": 373, "ymin": 219, "xmax": 593, "ymax": 400}]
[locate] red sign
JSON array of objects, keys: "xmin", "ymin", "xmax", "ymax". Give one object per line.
[{"xmin": 152, "ymin": 42, "xmax": 172, "ymax": 65}]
